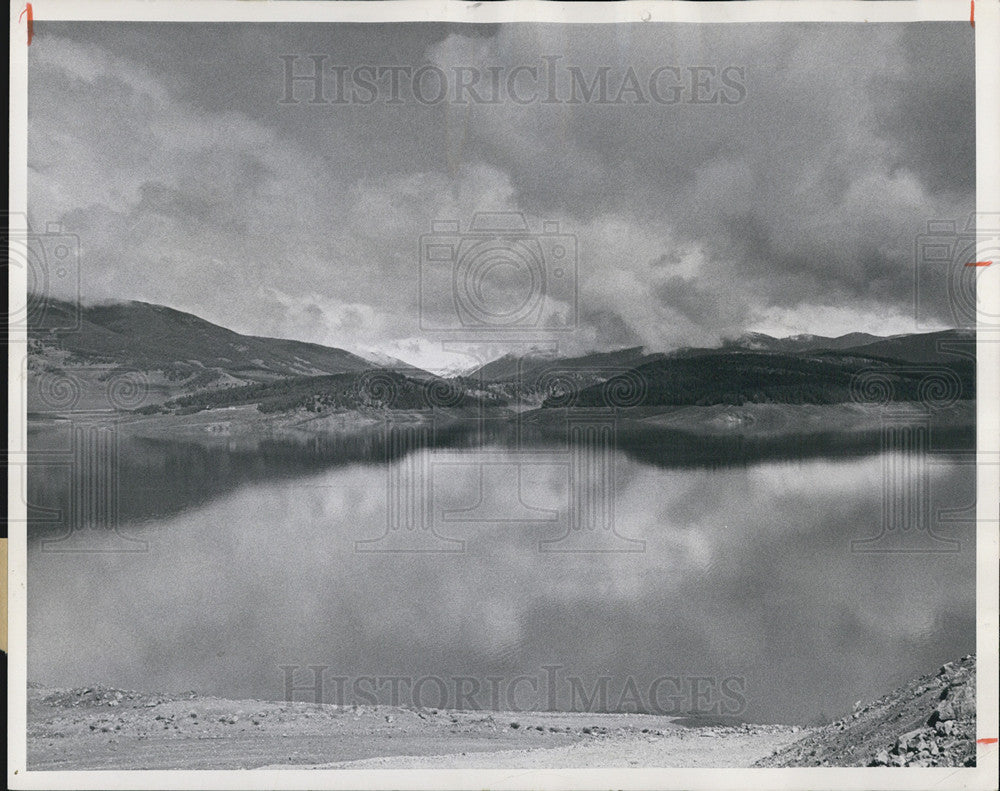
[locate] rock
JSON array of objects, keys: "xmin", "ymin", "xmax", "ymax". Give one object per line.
[
  {"xmin": 896, "ymin": 729, "xmax": 925, "ymax": 751},
  {"xmin": 943, "ymin": 679, "xmax": 976, "ymax": 719},
  {"xmin": 934, "ymin": 701, "xmax": 956, "ymax": 723},
  {"xmin": 873, "ymin": 749, "xmax": 890, "ymax": 766},
  {"xmin": 938, "ymin": 662, "xmax": 954, "ymax": 676},
  {"xmin": 935, "ymin": 720, "xmax": 954, "ymax": 736}
]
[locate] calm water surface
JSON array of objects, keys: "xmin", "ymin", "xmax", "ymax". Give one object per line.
[{"xmin": 26, "ymin": 422, "xmax": 975, "ymax": 724}]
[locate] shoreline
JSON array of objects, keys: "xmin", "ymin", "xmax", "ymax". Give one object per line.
[
  {"xmin": 26, "ymin": 399, "xmax": 976, "ymax": 444},
  {"xmin": 26, "ymin": 656, "xmax": 976, "ymax": 770},
  {"xmin": 26, "ymin": 683, "xmax": 807, "ymax": 771}
]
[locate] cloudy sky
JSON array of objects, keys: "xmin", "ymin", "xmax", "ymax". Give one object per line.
[{"xmin": 28, "ymin": 21, "xmax": 974, "ymax": 371}]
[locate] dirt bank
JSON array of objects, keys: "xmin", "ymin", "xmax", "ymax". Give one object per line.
[{"xmin": 26, "ymin": 683, "xmax": 802, "ymax": 771}]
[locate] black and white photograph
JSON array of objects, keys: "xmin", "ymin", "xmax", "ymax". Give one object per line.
[{"xmin": 6, "ymin": 1, "xmax": 999, "ymax": 788}]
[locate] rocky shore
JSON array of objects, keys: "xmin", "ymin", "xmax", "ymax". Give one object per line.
[{"xmin": 755, "ymin": 654, "xmax": 976, "ymax": 767}]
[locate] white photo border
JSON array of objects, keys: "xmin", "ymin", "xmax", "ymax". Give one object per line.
[{"xmin": 7, "ymin": 1, "xmax": 998, "ymax": 789}]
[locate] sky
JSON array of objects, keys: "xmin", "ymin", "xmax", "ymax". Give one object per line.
[{"xmin": 28, "ymin": 21, "xmax": 975, "ymax": 372}]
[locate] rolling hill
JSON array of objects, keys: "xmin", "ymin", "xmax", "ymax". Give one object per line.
[
  {"xmin": 558, "ymin": 349, "xmax": 974, "ymax": 408},
  {"xmin": 30, "ymin": 298, "xmax": 376, "ymax": 382},
  {"xmin": 156, "ymin": 369, "xmax": 503, "ymax": 415},
  {"xmin": 838, "ymin": 329, "xmax": 976, "ymax": 364}
]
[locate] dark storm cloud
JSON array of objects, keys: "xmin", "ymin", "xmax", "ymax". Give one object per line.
[
  {"xmin": 27, "ymin": 20, "xmax": 974, "ymax": 368},
  {"xmin": 871, "ymin": 24, "xmax": 976, "ymax": 197}
]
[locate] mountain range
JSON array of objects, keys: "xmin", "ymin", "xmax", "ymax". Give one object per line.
[
  {"xmin": 720, "ymin": 330, "xmax": 974, "ymax": 365},
  {"xmin": 27, "ymin": 297, "xmax": 975, "ymax": 414}
]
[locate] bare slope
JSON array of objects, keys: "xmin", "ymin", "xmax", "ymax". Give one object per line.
[
  {"xmin": 30, "ymin": 298, "xmax": 375, "ymax": 382},
  {"xmin": 756, "ymin": 654, "xmax": 976, "ymax": 768}
]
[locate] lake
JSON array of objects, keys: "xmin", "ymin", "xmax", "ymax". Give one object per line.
[{"xmin": 26, "ymin": 418, "xmax": 976, "ymax": 724}]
